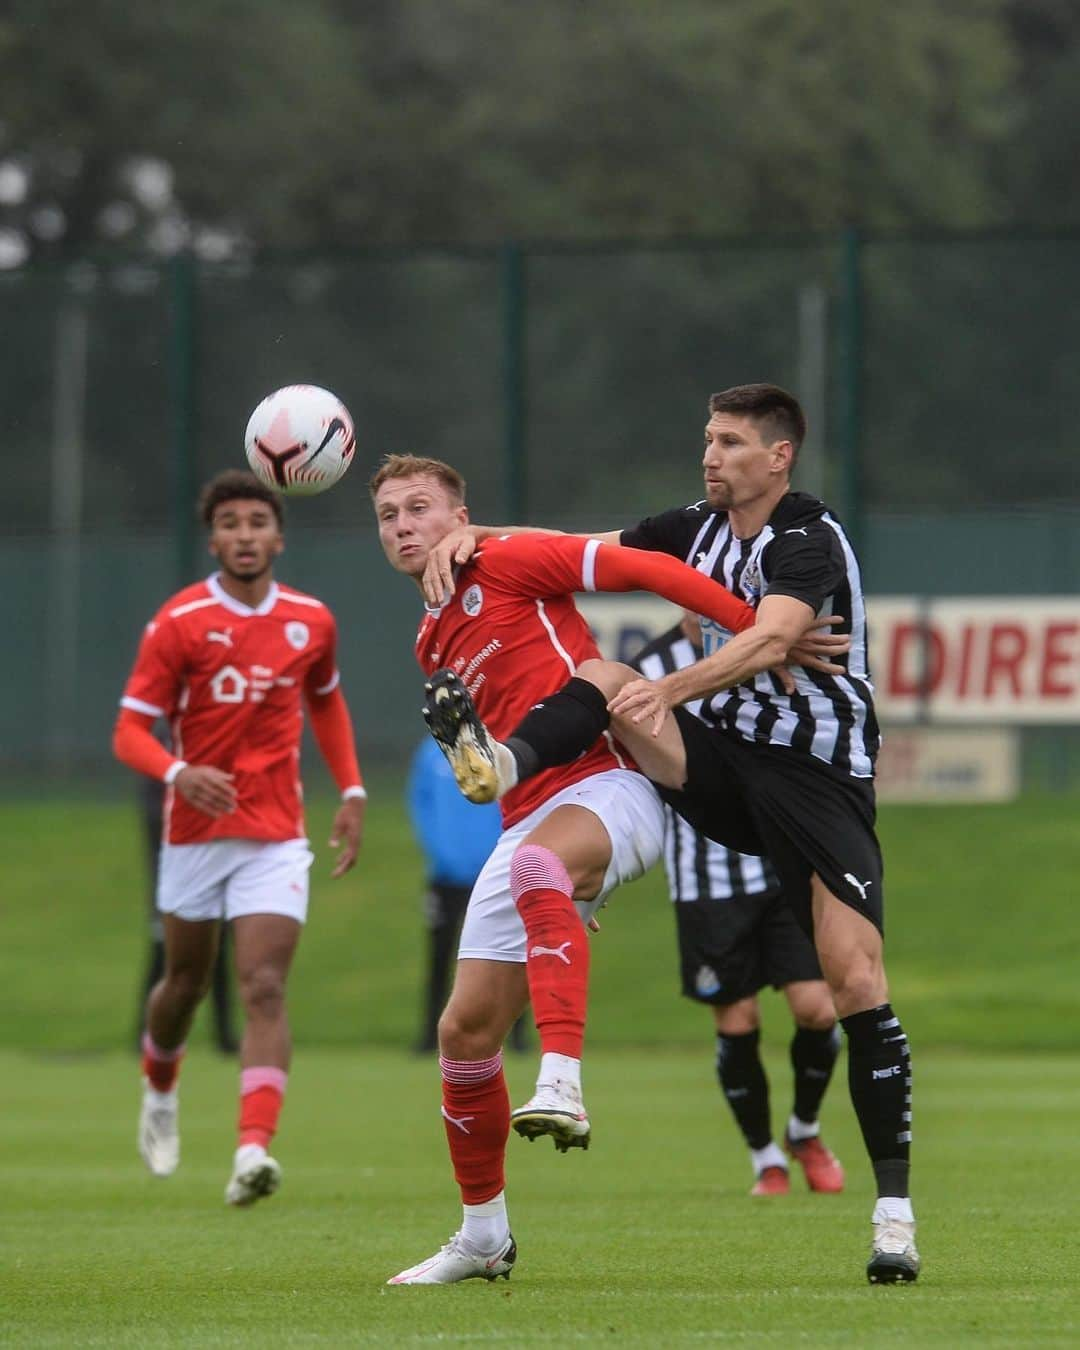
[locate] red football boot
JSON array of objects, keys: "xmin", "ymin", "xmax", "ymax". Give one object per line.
[
  {"xmin": 785, "ymin": 1133, "xmax": 845, "ymax": 1193},
  {"xmin": 750, "ymin": 1164, "xmax": 790, "ymax": 1196}
]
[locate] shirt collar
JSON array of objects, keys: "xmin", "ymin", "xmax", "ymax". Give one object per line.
[{"xmin": 207, "ymin": 572, "xmax": 280, "ymax": 617}]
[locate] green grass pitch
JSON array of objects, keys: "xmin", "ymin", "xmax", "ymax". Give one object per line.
[{"xmin": 1, "ymin": 786, "xmax": 1079, "ymax": 1345}]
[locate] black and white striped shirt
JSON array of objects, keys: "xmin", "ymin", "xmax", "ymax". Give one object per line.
[
  {"xmin": 622, "ymin": 492, "xmax": 880, "ymax": 779},
  {"xmin": 633, "ymin": 624, "xmax": 779, "ymax": 903}
]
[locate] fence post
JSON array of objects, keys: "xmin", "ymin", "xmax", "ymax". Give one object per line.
[
  {"xmin": 501, "ymin": 240, "xmax": 527, "ymax": 520},
  {"xmin": 169, "ymin": 254, "xmax": 197, "ymax": 585},
  {"xmin": 837, "ymin": 226, "xmax": 863, "ymax": 551}
]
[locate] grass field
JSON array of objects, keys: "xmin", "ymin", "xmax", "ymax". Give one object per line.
[
  {"xmin": 4, "ymin": 785, "xmax": 1079, "ymax": 1053},
  {"xmin": 3, "ymin": 1047, "xmax": 1078, "ymax": 1347},
  {"xmin": 2, "ymin": 785, "xmax": 1079, "ymax": 1345}
]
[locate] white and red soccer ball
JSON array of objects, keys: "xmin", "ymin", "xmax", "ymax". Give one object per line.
[{"xmin": 244, "ymin": 385, "xmax": 356, "ymax": 495}]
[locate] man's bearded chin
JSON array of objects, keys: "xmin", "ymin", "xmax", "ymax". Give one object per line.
[{"xmin": 222, "ymin": 557, "xmax": 270, "ymax": 582}]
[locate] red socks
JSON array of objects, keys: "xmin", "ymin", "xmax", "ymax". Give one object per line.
[
  {"xmin": 440, "ymin": 1053, "xmax": 509, "ymax": 1204},
  {"xmin": 141, "ymin": 1032, "xmax": 185, "ymax": 1093},
  {"xmin": 238, "ymin": 1067, "xmax": 287, "ymax": 1150},
  {"xmin": 510, "ymin": 844, "xmax": 589, "ymax": 1058}
]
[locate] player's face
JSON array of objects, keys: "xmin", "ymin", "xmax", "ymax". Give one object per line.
[
  {"xmin": 208, "ymin": 498, "xmax": 284, "ymax": 581},
  {"xmin": 375, "ymin": 474, "xmax": 468, "ymax": 576},
  {"xmin": 702, "ymin": 413, "xmax": 791, "ymax": 510}
]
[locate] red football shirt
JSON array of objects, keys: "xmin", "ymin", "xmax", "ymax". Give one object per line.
[
  {"xmin": 121, "ymin": 574, "xmax": 340, "ymax": 844},
  {"xmin": 415, "ymin": 536, "xmax": 632, "ymax": 827}
]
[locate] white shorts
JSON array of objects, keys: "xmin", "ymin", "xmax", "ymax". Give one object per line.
[
  {"xmin": 458, "ymin": 768, "xmax": 665, "ymax": 964},
  {"xmin": 156, "ymin": 838, "xmax": 314, "ymax": 924}
]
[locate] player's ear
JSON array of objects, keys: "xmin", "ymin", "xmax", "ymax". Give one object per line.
[
  {"xmin": 272, "ymin": 534, "xmax": 285, "ymax": 557},
  {"xmin": 771, "ymin": 440, "xmax": 794, "ymax": 474}
]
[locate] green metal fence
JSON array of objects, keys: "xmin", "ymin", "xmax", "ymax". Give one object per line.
[{"xmin": 4, "ymin": 231, "xmax": 1079, "ymax": 778}]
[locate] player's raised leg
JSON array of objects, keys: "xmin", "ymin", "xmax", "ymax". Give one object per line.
[
  {"xmin": 423, "ymin": 666, "xmax": 632, "ymax": 804},
  {"xmin": 225, "ymin": 913, "xmax": 300, "ymax": 1206},
  {"xmin": 139, "ymin": 915, "xmax": 220, "ymax": 1177},
  {"xmin": 388, "ymin": 958, "xmax": 525, "ymax": 1284}
]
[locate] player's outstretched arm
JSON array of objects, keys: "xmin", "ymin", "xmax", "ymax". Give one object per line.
[
  {"xmin": 421, "ymin": 523, "xmax": 622, "ymax": 607},
  {"xmin": 610, "ymin": 593, "xmax": 817, "ymax": 734},
  {"xmin": 588, "ymin": 539, "xmax": 756, "ymax": 634}
]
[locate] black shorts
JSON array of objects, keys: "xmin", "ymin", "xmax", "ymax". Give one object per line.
[
  {"xmin": 657, "ymin": 709, "xmax": 885, "ymax": 936},
  {"xmin": 674, "ymin": 890, "xmax": 823, "ymax": 1006}
]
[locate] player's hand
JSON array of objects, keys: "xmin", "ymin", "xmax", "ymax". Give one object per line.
[
  {"xmin": 788, "ymin": 614, "xmax": 851, "ymax": 675},
  {"xmin": 607, "ymin": 678, "xmax": 672, "ymax": 738},
  {"xmin": 174, "ymin": 765, "xmax": 237, "ymax": 817},
  {"xmin": 422, "ymin": 528, "xmax": 477, "ymax": 608},
  {"xmin": 328, "ymin": 797, "xmax": 365, "ymax": 878}
]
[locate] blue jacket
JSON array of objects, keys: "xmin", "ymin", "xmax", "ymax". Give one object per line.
[{"xmin": 406, "ymin": 739, "xmax": 503, "ymax": 887}]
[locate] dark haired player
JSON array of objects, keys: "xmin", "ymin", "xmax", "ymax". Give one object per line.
[
  {"xmin": 421, "ymin": 384, "xmax": 919, "ymax": 1284},
  {"xmin": 114, "ymin": 470, "xmax": 366, "ymax": 1206}
]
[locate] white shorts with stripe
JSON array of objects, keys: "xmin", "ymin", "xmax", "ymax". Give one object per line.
[
  {"xmin": 157, "ymin": 838, "xmax": 314, "ymax": 924},
  {"xmin": 457, "ymin": 768, "xmax": 665, "ymax": 964}
]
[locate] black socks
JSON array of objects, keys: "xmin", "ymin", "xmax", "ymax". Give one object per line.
[
  {"xmin": 505, "ymin": 676, "xmax": 611, "ymax": 781},
  {"xmin": 841, "ymin": 1003, "xmax": 912, "ymax": 1198},
  {"xmin": 790, "ymin": 1024, "xmax": 841, "ymax": 1126},
  {"xmin": 716, "ymin": 1029, "xmax": 771, "ymax": 1150}
]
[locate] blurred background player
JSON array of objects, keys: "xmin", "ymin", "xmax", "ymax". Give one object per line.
[
  {"xmin": 633, "ymin": 612, "xmax": 844, "ymax": 1197},
  {"xmin": 113, "ymin": 470, "xmax": 366, "ymax": 1206},
  {"xmin": 406, "ymin": 738, "xmax": 527, "ymax": 1055},
  {"xmin": 135, "ymin": 767, "xmax": 238, "ymax": 1056}
]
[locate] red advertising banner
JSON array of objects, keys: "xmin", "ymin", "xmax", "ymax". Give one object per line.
[
  {"xmin": 870, "ymin": 598, "xmax": 1080, "ymax": 723},
  {"xmin": 579, "ymin": 595, "xmax": 1080, "ymax": 724}
]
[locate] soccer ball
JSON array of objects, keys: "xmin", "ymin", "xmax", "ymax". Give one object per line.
[{"xmin": 244, "ymin": 385, "xmax": 356, "ymax": 495}]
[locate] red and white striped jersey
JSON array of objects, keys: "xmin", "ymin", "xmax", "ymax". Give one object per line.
[{"xmin": 121, "ymin": 573, "xmax": 339, "ymax": 844}]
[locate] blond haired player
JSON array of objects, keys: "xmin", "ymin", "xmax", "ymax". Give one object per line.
[{"xmin": 372, "ymin": 453, "xmax": 844, "ymax": 1284}]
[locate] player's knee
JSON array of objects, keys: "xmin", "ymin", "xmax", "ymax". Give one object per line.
[
  {"xmin": 795, "ymin": 1005, "xmax": 837, "ymax": 1033},
  {"xmin": 823, "ymin": 960, "xmax": 885, "ymax": 1019},
  {"xmin": 163, "ymin": 965, "xmax": 212, "ymax": 1007},
  {"xmin": 574, "ymin": 658, "xmax": 636, "ymax": 699},
  {"xmin": 437, "ymin": 1001, "xmax": 503, "ymax": 1061},
  {"xmin": 238, "ymin": 965, "xmax": 287, "ymax": 1020},
  {"xmin": 789, "ymin": 983, "xmax": 838, "ymax": 1031}
]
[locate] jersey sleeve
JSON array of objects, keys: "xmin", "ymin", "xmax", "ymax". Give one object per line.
[
  {"xmin": 619, "ymin": 503, "xmax": 707, "ymax": 558},
  {"xmin": 475, "ymin": 533, "xmax": 597, "ymax": 597},
  {"xmin": 762, "ymin": 525, "xmax": 847, "ymax": 611},
  {"xmin": 120, "ymin": 613, "xmax": 186, "ymax": 717},
  {"xmin": 479, "ymin": 534, "xmax": 755, "ymax": 632},
  {"xmin": 304, "ymin": 610, "xmax": 341, "ymax": 697}
]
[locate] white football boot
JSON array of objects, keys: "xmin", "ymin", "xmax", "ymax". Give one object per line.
[
  {"xmin": 138, "ymin": 1083, "xmax": 180, "ymax": 1177},
  {"xmin": 511, "ymin": 1079, "xmax": 591, "ymax": 1152},
  {"xmin": 387, "ymin": 1232, "xmax": 517, "ymax": 1285},
  {"xmin": 224, "ymin": 1143, "xmax": 282, "ymax": 1207},
  {"xmin": 867, "ymin": 1210, "xmax": 920, "ymax": 1284}
]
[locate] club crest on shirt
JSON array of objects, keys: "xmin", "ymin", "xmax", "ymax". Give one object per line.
[
  {"xmin": 285, "ymin": 621, "xmax": 310, "ymax": 650},
  {"xmin": 741, "ymin": 562, "xmax": 762, "ymax": 601},
  {"xmin": 461, "ymin": 584, "xmax": 483, "ymax": 617}
]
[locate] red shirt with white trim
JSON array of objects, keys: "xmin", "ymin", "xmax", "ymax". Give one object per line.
[
  {"xmin": 121, "ymin": 574, "xmax": 340, "ymax": 844},
  {"xmin": 414, "ymin": 533, "xmax": 755, "ymax": 828}
]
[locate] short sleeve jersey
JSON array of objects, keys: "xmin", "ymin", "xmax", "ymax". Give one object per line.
[
  {"xmin": 121, "ymin": 573, "xmax": 339, "ymax": 844},
  {"xmin": 622, "ymin": 492, "xmax": 880, "ymax": 777},
  {"xmin": 415, "ymin": 534, "xmax": 639, "ymax": 828}
]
